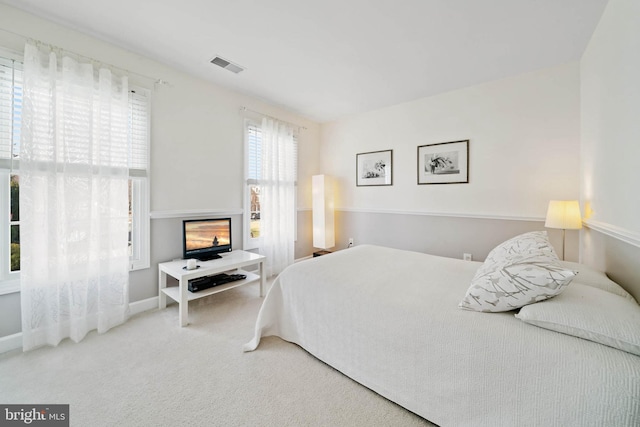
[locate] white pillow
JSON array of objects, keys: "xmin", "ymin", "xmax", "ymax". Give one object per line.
[
  {"xmin": 558, "ymin": 260, "xmax": 635, "ymax": 301},
  {"xmin": 516, "ymin": 283, "xmax": 640, "ymax": 356},
  {"xmin": 459, "ymin": 231, "xmax": 576, "ymax": 312}
]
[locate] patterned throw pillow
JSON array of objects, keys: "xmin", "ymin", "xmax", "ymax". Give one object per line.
[{"xmin": 459, "ymin": 231, "xmax": 577, "ymax": 312}]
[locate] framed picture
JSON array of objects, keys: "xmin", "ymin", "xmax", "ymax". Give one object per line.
[
  {"xmin": 417, "ymin": 140, "xmax": 469, "ymax": 185},
  {"xmin": 356, "ymin": 149, "xmax": 393, "ymax": 186}
]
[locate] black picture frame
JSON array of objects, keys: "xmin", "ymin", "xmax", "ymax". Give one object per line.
[{"xmin": 417, "ymin": 140, "xmax": 469, "ymax": 185}]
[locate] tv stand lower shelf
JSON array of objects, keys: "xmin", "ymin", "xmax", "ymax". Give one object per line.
[{"xmin": 158, "ymin": 250, "xmax": 266, "ymax": 327}]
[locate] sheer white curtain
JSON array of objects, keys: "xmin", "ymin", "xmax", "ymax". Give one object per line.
[
  {"xmin": 259, "ymin": 117, "xmax": 296, "ymax": 277},
  {"xmin": 20, "ymin": 43, "xmax": 130, "ymax": 351}
]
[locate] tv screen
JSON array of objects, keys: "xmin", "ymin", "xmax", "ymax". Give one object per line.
[{"xmin": 183, "ymin": 218, "xmax": 232, "ymax": 261}]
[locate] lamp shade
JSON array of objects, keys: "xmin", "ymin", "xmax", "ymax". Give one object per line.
[
  {"xmin": 312, "ymin": 175, "xmax": 335, "ymax": 249},
  {"xmin": 545, "ymin": 200, "xmax": 582, "ymax": 230}
]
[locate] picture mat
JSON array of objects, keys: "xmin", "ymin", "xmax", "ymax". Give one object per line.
[
  {"xmin": 417, "ymin": 140, "xmax": 468, "ymax": 184},
  {"xmin": 356, "ymin": 150, "xmax": 393, "ymax": 186}
]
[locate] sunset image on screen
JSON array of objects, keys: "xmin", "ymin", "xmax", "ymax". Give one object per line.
[{"xmin": 185, "ymin": 220, "xmax": 230, "ymax": 251}]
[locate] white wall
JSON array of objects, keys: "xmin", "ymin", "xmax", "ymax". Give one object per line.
[
  {"xmin": 0, "ymin": 5, "xmax": 320, "ymax": 214},
  {"xmin": 0, "ymin": 4, "xmax": 321, "ymax": 337},
  {"xmin": 151, "ymin": 81, "xmax": 320, "ymax": 212},
  {"xmin": 320, "ymin": 62, "xmax": 581, "ymax": 219},
  {"xmin": 580, "ymin": 0, "xmax": 640, "ymax": 238},
  {"xmin": 579, "ymin": 0, "xmax": 640, "ymax": 290}
]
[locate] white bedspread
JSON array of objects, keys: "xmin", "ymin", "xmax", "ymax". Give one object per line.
[{"xmin": 245, "ymin": 245, "xmax": 640, "ymax": 426}]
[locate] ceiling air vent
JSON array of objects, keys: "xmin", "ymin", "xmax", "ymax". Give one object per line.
[{"xmin": 210, "ymin": 56, "xmax": 244, "ymax": 74}]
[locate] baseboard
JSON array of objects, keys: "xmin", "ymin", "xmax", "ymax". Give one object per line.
[
  {"xmin": 0, "ymin": 296, "xmax": 160, "ymax": 355},
  {"xmin": 0, "ymin": 333, "xmax": 22, "ymax": 354},
  {"xmin": 129, "ymin": 296, "xmax": 159, "ymax": 316}
]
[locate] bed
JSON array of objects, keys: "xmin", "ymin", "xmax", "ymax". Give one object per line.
[{"xmin": 245, "ymin": 242, "xmax": 640, "ymax": 426}]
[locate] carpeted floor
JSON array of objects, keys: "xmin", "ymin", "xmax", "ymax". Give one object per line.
[{"xmin": 0, "ymin": 284, "xmax": 434, "ymax": 426}]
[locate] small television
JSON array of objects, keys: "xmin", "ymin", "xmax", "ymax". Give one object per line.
[{"xmin": 183, "ymin": 218, "xmax": 232, "ymax": 261}]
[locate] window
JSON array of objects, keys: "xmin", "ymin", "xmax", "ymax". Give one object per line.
[
  {"xmin": 244, "ymin": 119, "xmax": 297, "ymax": 250},
  {"xmin": 245, "ymin": 122, "xmax": 262, "ymax": 249},
  {"xmin": 128, "ymin": 87, "xmax": 151, "ymax": 271},
  {"xmin": 0, "ymin": 52, "xmax": 150, "ymax": 293},
  {"xmin": 0, "ymin": 53, "xmax": 22, "ymax": 292}
]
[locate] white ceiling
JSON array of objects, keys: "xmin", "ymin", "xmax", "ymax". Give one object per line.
[{"xmin": 2, "ymin": 0, "xmax": 609, "ymax": 122}]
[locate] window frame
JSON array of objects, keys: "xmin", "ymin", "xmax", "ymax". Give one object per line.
[
  {"xmin": 0, "ymin": 50, "xmax": 22, "ymax": 294},
  {"xmin": 129, "ymin": 176, "xmax": 150, "ymax": 271},
  {"xmin": 127, "ymin": 85, "xmax": 151, "ymax": 271},
  {"xmin": 0, "ymin": 170, "xmax": 19, "ymax": 294},
  {"xmin": 244, "ymin": 119, "xmax": 261, "ymax": 250}
]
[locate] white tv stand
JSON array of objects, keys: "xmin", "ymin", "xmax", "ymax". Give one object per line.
[{"xmin": 158, "ymin": 250, "xmax": 266, "ymax": 327}]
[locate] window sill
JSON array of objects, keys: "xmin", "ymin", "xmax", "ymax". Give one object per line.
[
  {"xmin": 0, "ymin": 278, "xmax": 20, "ymax": 296},
  {"xmin": 0, "ymin": 265, "xmax": 149, "ymax": 295},
  {"xmin": 129, "ymin": 256, "xmax": 151, "ymax": 273},
  {"xmin": 130, "ymin": 261, "xmax": 150, "ymax": 272}
]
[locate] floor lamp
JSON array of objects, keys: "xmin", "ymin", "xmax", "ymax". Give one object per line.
[
  {"xmin": 544, "ymin": 200, "xmax": 582, "ymax": 260},
  {"xmin": 312, "ymin": 175, "xmax": 335, "ymax": 257}
]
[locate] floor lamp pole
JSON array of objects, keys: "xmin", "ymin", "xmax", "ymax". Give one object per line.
[{"xmin": 561, "ymin": 228, "xmax": 566, "ymax": 261}]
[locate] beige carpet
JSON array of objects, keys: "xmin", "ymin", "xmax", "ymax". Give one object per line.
[{"xmin": 0, "ymin": 284, "xmax": 434, "ymax": 426}]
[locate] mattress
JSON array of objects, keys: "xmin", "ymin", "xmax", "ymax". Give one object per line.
[{"xmin": 245, "ymin": 245, "xmax": 640, "ymax": 426}]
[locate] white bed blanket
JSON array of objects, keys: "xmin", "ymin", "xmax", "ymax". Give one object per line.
[{"xmin": 245, "ymin": 245, "xmax": 640, "ymax": 426}]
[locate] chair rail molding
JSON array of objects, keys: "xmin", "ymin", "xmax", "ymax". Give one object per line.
[
  {"xmin": 336, "ymin": 207, "xmax": 544, "ymax": 222},
  {"xmin": 150, "ymin": 209, "xmax": 243, "ymax": 219},
  {"xmin": 583, "ymin": 219, "xmax": 640, "ymax": 249}
]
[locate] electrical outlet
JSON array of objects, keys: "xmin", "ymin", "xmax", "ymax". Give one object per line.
[
  {"xmin": 348, "ymin": 238, "xmax": 354, "ymax": 247},
  {"xmin": 463, "ymin": 253, "xmax": 472, "ymax": 261}
]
